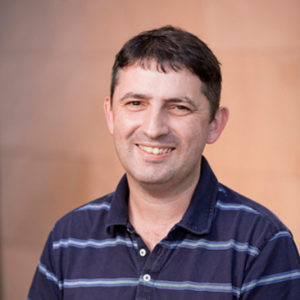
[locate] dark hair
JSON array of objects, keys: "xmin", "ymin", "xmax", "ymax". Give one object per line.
[{"xmin": 110, "ymin": 25, "xmax": 221, "ymax": 119}]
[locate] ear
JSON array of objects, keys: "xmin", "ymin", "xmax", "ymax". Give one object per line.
[
  {"xmin": 206, "ymin": 106, "xmax": 229, "ymax": 144},
  {"xmin": 104, "ymin": 97, "xmax": 114, "ymax": 135}
]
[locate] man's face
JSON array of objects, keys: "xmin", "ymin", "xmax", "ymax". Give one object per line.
[{"xmin": 105, "ymin": 62, "xmax": 219, "ymax": 188}]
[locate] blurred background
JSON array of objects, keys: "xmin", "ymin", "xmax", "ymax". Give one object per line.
[{"xmin": 0, "ymin": 0, "xmax": 299, "ymax": 299}]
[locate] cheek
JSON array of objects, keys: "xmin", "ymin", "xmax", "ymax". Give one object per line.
[
  {"xmin": 178, "ymin": 121, "xmax": 210, "ymax": 153},
  {"xmin": 113, "ymin": 112, "xmax": 141, "ymax": 139},
  {"xmin": 175, "ymin": 118, "xmax": 209, "ymax": 139}
]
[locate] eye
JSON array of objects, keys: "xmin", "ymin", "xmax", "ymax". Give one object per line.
[
  {"xmin": 176, "ymin": 105, "xmax": 189, "ymax": 110},
  {"xmin": 125, "ymin": 100, "xmax": 146, "ymax": 111},
  {"xmin": 169, "ymin": 104, "xmax": 192, "ymax": 116},
  {"xmin": 128, "ymin": 100, "xmax": 141, "ymax": 106}
]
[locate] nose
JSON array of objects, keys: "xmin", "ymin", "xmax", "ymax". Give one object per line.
[{"xmin": 142, "ymin": 107, "xmax": 169, "ymax": 139}]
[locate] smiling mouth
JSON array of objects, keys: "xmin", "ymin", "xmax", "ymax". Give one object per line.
[{"xmin": 136, "ymin": 144, "xmax": 174, "ymax": 155}]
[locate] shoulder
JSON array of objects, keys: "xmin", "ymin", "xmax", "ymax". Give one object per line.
[
  {"xmin": 51, "ymin": 192, "xmax": 114, "ymax": 240},
  {"xmin": 214, "ymin": 183, "xmax": 291, "ymax": 249},
  {"xmin": 215, "ymin": 185, "xmax": 300, "ymax": 297}
]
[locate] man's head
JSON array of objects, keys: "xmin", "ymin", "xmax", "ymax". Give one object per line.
[
  {"xmin": 110, "ymin": 25, "xmax": 221, "ymax": 121},
  {"xmin": 105, "ymin": 26, "xmax": 228, "ymax": 190}
]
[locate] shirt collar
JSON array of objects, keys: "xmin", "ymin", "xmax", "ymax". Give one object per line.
[
  {"xmin": 106, "ymin": 156, "xmax": 219, "ymax": 236},
  {"xmin": 177, "ymin": 156, "xmax": 219, "ymax": 235},
  {"xmin": 106, "ymin": 174, "xmax": 129, "ymax": 232}
]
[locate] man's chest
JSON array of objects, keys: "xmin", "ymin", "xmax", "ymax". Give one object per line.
[{"xmin": 58, "ymin": 235, "xmax": 244, "ymax": 300}]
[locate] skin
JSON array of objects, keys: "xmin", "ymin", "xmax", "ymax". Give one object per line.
[{"xmin": 105, "ymin": 61, "xmax": 228, "ymax": 250}]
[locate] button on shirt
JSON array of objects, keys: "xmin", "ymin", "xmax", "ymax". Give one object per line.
[
  {"xmin": 139, "ymin": 248, "xmax": 147, "ymax": 257},
  {"xmin": 28, "ymin": 157, "xmax": 300, "ymax": 299}
]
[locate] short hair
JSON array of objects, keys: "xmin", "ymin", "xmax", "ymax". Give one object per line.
[{"xmin": 110, "ymin": 25, "xmax": 222, "ymax": 120}]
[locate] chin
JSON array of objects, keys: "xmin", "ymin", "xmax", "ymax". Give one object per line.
[{"xmin": 128, "ymin": 171, "xmax": 174, "ymax": 186}]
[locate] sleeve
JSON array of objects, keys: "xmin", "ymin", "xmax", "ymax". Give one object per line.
[
  {"xmin": 240, "ymin": 231, "xmax": 300, "ymax": 299},
  {"xmin": 27, "ymin": 230, "xmax": 62, "ymax": 300}
]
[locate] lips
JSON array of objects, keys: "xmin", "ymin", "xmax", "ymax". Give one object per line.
[{"xmin": 137, "ymin": 144, "xmax": 174, "ymax": 155}]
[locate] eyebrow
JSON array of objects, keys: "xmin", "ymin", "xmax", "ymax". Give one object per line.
[
  {"xmin": 166, "ymin": 97, "xmax": 197, "ymax": 109},
  {"xmin": 119, "ymin": 92, "xmax": 197, "ymax": 109},
  {"xmin": 119, "ymin": 92, "xmax": 151, "ymax": 102}
]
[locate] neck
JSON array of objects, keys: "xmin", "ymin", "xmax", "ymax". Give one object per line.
[{"xmin": 127, "ymin": 168, "xmax": 200, "ymax": 251}]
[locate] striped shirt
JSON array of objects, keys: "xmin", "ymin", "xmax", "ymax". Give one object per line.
[{"xmin": 28, "ymin": 157, "xmax": 300, "ymax": 299}]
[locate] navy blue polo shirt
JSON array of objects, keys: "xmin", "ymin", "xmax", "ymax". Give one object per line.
[{"xmin": 28, "ymin": 157, "xmax": 300, "ymax": 299}]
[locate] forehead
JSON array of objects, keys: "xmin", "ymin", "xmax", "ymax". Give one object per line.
[{"xmin": 113, "ymin": 62, "xmax": 204, "ymax": 100}]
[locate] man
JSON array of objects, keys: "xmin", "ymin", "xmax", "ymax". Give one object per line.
[{"xmin": 28, "ymin": 26, "xmax": 300, "ymax": 299}]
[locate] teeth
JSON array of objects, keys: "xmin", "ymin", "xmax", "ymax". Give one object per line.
[{"xmin": 138, "ymin": 145, "xmax": 172, "ymax": 154}]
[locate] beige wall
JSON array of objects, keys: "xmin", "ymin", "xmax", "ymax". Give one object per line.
[{"xmin": 0, "ymin": 0, "xmax": 299, "ymax": 299}]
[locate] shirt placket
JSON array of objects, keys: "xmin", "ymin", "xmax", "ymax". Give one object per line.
[{"xmin": 126, "ymin": 225, "xmax": 176, "ymax": 300}]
